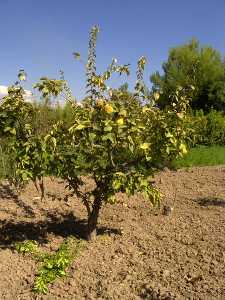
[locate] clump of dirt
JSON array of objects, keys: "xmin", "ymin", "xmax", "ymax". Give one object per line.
[{"xmin": 0, "ymin": 166, "xmax": 225, "ymax": 299}]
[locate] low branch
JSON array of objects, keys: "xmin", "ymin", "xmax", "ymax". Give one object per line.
[{"xmin": 82, "ymin": 193, "xmax": 91, "ymax": 218}]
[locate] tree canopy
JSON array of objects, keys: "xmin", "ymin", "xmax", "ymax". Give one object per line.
[{"xmin": 150, "ymin": 39, "xmax": 225, "ymax": 112}]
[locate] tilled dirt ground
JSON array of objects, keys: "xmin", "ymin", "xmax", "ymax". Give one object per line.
[{"xmin": 0, "ymin": 166, "xmax": 224, "ymax": 300}]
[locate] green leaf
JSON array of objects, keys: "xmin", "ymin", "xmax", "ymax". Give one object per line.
[
  {"xmin": 18, "ymin": 70, "xmax": 27, "ymax": 81},
  {"xmin": 104, "ymin": 125, "xmax": 112, "ymax": 132},
  {"xmin": 22, "ymin": 172, "xmax": 28, "ymax": 181},
  {"xmin": 102, "ymin": 133, "xmax": 114, "ymax": 143},
  {"xmin": 75, "ymin": 124, "xmax": 86, "ymax": 130},
  {"xmin": 89, "ymin": 132, "xmax": 96, "ymax": 141},
  {"xmin": 10, "ymin": 128, "xmax": 16, "ymax": 135},
  {"xmin": 129, "ymin": 144, "xmax": 134, "ymax": 152},
  {"xmin": 51, "ymin": 137, "xmax": 57, "ymax": 148},
  {"xmin": 73, "ymin": 52, "xmax": 81, "ymax": 60},
  {"xmin": 3, "ymin": 126, "xmax": 12, "ymax": 132}
]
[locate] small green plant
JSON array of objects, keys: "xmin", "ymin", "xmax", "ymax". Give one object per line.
[
  {"xmin": 205, "ymin": 110, "xmax": 225, "ymax": 145},
  {"xmin": 185, "ymin": 109, "xmax": 225, "ymax": 147},
  {"xmin": 15, "ymin": 240, "xmax": 38, "ymax": 254},
  {"xmin": 15, "ymin": 237, "xmax": 83, "ymax": 294}
]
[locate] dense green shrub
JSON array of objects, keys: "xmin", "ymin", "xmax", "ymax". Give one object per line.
[
  {"xmin": 205, "ymin": 110, "xmax": 225, "ymax": 145},
  {"xmin": 187, "ymin": 110, "xmax": 225, "ymax": 146},
  {"xmin": 0, "ymin": 137, "xmax": 16, "ymax": 179}
]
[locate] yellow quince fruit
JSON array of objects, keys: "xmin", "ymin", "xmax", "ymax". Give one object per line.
[
  {"xmin": 179, "ymin": 143, "xmax": 187, "ymax": 155},
  {"xmin": 104, "ymin": 104, "xmax": 114, "ymax": 114},
  {"xmin": 116, "ymin": 117, "xmax": 124, "ymax": 126},
  {"xmin": 140, "ymin": 143, "xmax": 150, "ymax": 150}
]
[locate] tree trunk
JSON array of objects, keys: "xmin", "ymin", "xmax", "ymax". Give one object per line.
[
  {"xmin": 86, "ymin": 197, "xmax": 101, "ymax": 241},
  {"xmin": 39, "ymin": 177, "xmax": 45, "ymax": 200}
]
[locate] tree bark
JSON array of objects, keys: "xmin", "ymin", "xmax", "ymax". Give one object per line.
[{"xmin": 86, "ymin": 196, "xmax": 102, "ymax": 241}]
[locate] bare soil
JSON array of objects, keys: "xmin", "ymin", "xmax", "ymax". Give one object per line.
[{"xmin": 0, "ymin": 166, "xmax": 224, "ymax": 300}]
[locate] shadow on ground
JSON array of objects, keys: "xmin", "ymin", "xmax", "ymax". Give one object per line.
[
  {"xmin": 0, "ymin": 183, "xmax": 35, "ymax": 217},
  {"xmin": 0, "ymin": 182, "xmax": 121, "ymax": 248},
  {"xmin": 197, "ymin": 197, "xmax": 225, "ymax": 207},
  {"xmin": 0, "ymin": 211, "xmax": 121, "ymax": 249}
]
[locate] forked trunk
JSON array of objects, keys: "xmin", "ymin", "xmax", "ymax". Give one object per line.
[{"xmin": 86, "ymin": 197, "xmax": 101, "ymax": 241}]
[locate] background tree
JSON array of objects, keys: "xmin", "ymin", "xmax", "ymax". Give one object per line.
[{"xmin": 151, "ymin": 39, "xmax": 225, "ymax": 111}]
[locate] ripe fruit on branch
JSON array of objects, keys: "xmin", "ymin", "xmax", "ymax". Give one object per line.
[
  {"xmin": 116, "ymin": 117, "xmax": 124, "ymax": 125},
  {"xmin": 104, "ymin": 104, "xmax": 114, "ymax": 114}
]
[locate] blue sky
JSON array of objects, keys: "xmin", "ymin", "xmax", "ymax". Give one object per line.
[{"xmin": 0, "ymin": 0, "xmax": 224, "ymax": 100}]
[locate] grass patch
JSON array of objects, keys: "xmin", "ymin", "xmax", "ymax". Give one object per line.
[{"xmin": 172, "ymin": 145, "xmax": 225, "ymax": 168}]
